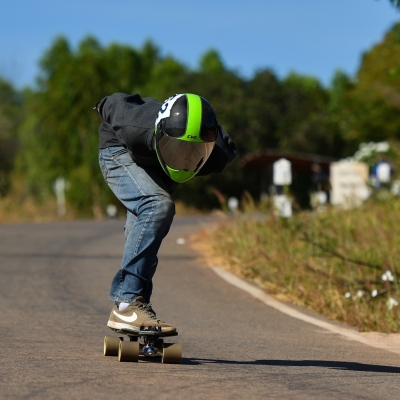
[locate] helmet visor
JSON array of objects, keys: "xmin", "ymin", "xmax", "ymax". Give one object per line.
[
  {"xmin": 200, "ymin": 125, "xmax": 218, "ymax": 142},
  {"xmin": 158, "ymin": 134, "xmax": 215, "ymax": 173}
]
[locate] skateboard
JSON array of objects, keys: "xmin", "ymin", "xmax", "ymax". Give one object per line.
[{"xmin": 104, "ymin": 326, "xmax": 182, "ymax": 364}]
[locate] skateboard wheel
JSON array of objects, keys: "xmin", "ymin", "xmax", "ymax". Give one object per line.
[
  {"xmin": 162, "ymin": 343, "xmax": 182, "ymax": 364},
  {"xmin": 104, "ymin": 336, "xmax": 121, "ymax": 357},
  {"xmin": 118, "ymin": 341, "xmax": 139, "ymax": 362}
]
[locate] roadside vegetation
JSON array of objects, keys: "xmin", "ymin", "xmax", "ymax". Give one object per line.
[
  {"xmin": 194, "ymin": 192, "xmax": 400, "ymax": 333},
  {"xmin": 3, "ymin": 21, "xmax": 400, "ymax": 216},
  {"xmin": 0, "ymin": 176, "xmax": 197, "ymax": 223}
]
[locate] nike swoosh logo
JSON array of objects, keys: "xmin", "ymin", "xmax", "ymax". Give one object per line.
[{"xmin": 113, "ymin": 310, "xmax": 138, "ymax": 322}]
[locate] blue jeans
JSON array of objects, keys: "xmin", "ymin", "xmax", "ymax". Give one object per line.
[{"xmin": 99, "ymin": 146, "xmax": 176, "ymax": 303}]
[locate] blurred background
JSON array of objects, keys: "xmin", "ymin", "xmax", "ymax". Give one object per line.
[{"xmin": 1, "ymin": 0, "xmax": 400, "ymax": 221}]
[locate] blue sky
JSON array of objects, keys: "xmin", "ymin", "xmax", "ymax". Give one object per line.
[{"xmin": 1, "ymin": 0, "xmax": 399, "ymax": 89}]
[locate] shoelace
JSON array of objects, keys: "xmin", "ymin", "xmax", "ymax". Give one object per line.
[{"xmin": 138, "ymin": 302, "xmax": 159, "ymax": 321}]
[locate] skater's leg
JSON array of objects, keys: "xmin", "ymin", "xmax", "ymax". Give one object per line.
[{"xmin": 99, "ymin": 146, "xmax": 175, "ymax": 304}]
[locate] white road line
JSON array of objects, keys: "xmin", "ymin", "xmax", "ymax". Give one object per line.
[{"xmin": 212, "ymin": 267, "xmax": 400, "ymax": 356}]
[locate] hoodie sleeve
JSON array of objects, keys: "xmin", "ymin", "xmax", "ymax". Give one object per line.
[{"xmin": 96, "ymin": 93, "xmax": 127, "ymax": 124}]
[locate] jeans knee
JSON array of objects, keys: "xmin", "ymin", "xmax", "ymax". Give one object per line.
[{"xmin": 154, "ymin": 196, "xmax": 175, "ymax": 223}]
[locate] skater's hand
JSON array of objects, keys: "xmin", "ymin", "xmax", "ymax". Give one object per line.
[
  {"xmin": 224, "ymin": 134, "xmax": 236, "ymax": 152},
  {"xmin": 93, "ymin": 102, "xmax": 101, "ymax": 112}
]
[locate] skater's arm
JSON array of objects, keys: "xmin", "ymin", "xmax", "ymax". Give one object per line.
[{"xmin": 95, "ymin": 93, "xmax": 129, "ymax": 124}]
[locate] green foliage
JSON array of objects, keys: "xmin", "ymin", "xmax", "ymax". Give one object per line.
[
  {"xmin": 349, "ymin": 23, "xmax": 400, "ymax": 144},
  {"xmin": 17, "ymin": 36, "xmax": 162, "ymax": 215},
  {"xmin": 3, "ymin": 20, "xmax": 400, "ymax": 215},
  {"xmin": 199, "ymin": 49, "xmax": 225, "ymax": 74},
  {"xmin": 389, "ymin": 0, "xmax": 400, "ymax": 8},
  {"xmin": 245, "ymin": 69, "xmax": 283, "ymax": 150},
  {"xmin": 0, "ymin": 78, "xmax": 21, "ymax": 196},
  {"xmin": 279, "ymin": 73, "xmax": 329, "ymax": 151},
  {"xmin": 140, "ymin": 56, "xmax": 188, "ymax": 100}
]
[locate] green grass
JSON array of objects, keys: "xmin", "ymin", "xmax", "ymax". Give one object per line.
[{"xmin": 195, "ymin": 193, "xmax": 400, "ymax": 333}]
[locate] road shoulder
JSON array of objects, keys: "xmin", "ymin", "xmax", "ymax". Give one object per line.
[{"xmin": 212, "ymin": 266, "xmax": 400, "ymax": 356}]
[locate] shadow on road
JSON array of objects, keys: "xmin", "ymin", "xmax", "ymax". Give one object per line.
[{"xmin": 183, "ymin": 358, "xmax": 400, "ymax": 373}]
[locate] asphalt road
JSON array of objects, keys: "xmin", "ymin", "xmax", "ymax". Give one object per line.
[{"xmin": 1, "ymin": 216, "xmax": 400, "ymax": 400}]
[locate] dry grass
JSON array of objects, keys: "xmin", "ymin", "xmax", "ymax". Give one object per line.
[
  {"xmin": 0, "ymin": 178, "xmax": 79, "ymax": 224},
  {"xmin": 174, "ymin": 201, "xmax": 204, "ymax": 216},
  {"xmin": 0, "ymin": 197, "xmax": 80, "ymax": 223},
  {"xmin": 0, "ymin": 176, "xmax": 203, "ymax": 225},
  {"xmin": 192, "ymin": 194, "xmax": 400, "ymax": 333}
]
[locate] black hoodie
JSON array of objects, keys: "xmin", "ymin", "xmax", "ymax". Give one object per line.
[{"xmin": 97, "ymin": 93, "xmax": 236, "ymax": 177}]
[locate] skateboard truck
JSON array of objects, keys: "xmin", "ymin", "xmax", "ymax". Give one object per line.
[
  {"xmin": 142, "ymin": 327, "xmax": 162, "ymax": 357},
  {"xmin": 143, "ymin": 336, "xmax": 159, "ymax": 357},
  {"xmin": 104, "ymin": 327, "xmax": 182, "ymax": 364}
]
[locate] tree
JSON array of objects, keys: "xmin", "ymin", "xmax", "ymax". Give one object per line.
[
  {"xmin": 389, "ymin": 0, "xmax": 400, "ymax": 8},
  {"xmin": 324, "ymin": 70, "xmax": 359, "ymax": 156},
  {"xmin": 18, "ymin": 34, "xmax": 364, "ymax": 214},
  {"xmin": 18, "ymin": 36, "xmax": 160, "ymax": 216},
  {"xmin": 277, "ymin": 73, "xmax": 329, "ymax": 152},
  {"xmin": 140, "ymin": 56, "xmax": 188, "ymax": 100},
  {"xmin": 348, "ymin": 23, "xmax": 400, "ymax": 144},
  {"xmin": 0, "ymin": 78, "xmax": 21, "ymax": 195},
  {"xmin": 245, "ymin": 69, "xmax": 284, "ymax": 150}
]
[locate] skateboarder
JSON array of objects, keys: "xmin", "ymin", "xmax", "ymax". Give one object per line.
[{"xmin": 96, "ymin": 93, "xmax": 236, "ymax": 333}]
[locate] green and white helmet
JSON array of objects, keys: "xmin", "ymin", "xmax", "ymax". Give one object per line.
[{"xmin": 154, "ymin": 93, "xmax": 218, "ymax": 183}]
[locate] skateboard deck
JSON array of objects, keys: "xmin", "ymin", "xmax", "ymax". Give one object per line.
[{"xmin": 104, "ymin": 327, "xmax": 182, "ymax": 364}]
